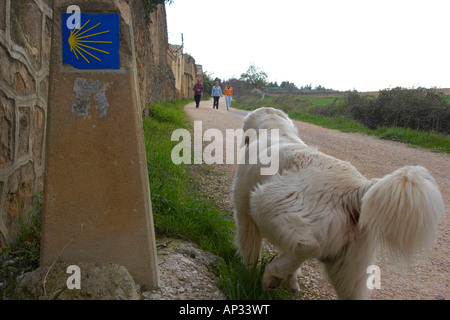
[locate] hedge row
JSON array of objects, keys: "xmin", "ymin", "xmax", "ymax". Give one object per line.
[{"xmin": 345, "ymin": 88, "xmax": 450, "ymax": 134}]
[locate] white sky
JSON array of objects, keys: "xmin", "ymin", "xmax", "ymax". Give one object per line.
[{"xmin": 165, "ymin": 0, "xmax": 450, "ymax": 92}]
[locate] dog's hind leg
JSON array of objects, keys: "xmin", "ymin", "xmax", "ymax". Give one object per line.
[
  {"xmin": 323, "ymin": 232, "xmax": 376, "ymax": 300},
  {"xmin": 249, "ymin": 180, "xmax": 320, "ymax": 292},
  {"xmin": 235, "ymin": 209, "xmax": 262, "ymax": 266},
  {"xmin": 233, "ymin": 191, "xmax": 263, "ymax": 266},
  {"xmin": 262, "ymin": 241, "xmax": 319, "ymax": 292}
]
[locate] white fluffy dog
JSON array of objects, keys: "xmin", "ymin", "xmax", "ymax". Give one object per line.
[{"xmin": 232, "ymin": 107, "xmax": 445, "ymax": 299}]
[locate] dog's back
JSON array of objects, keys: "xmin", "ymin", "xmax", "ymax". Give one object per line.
[{"xmin": 249, "ymin": 148, "xmax": 373, "ymax": 256}]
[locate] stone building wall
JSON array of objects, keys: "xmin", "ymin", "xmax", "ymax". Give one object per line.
[
  {"xmin": 168, "ymin": 44, "xmax": 184, "ymax": 100},
  {"xmin": 183, "ymin": 54, "xmax": 196, "ymax": 99},
  {"xmin": 0, "ymin": 0, "xmax": 176, "ymax": 246},
  {"xmin": 167, "ymin": 46, "xmax": 202, "ymax": 100},
  {"xmin": 0, "ymin": 0, "xmax": 53, "ymax": 246},
  {"xmin": 128, "ymin": 1, "xmax": 176, "ymax": 111}
]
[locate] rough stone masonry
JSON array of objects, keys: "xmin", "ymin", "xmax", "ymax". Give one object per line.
[{"xmin": 0, "ymin": 0, "xmax": 52, "ymax": 247}]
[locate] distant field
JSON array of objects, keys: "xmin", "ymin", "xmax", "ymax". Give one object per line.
[
  {"xmin": 267, "ymin": 92, "xmax": 450, "ymax": 118},
  {"xmin": 263, "ymin": 95, "xmax": 345, "ymax": 105},
  {"xmin": 303, "ymin": 96, "xmax": 346, "ymax": 105}
]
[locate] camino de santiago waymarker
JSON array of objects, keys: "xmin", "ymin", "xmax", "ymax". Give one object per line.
[
  {"xmin": 41, "ymin": 0, "xmax": 158, "ymax": 287},
  {"xmin": 62, "ymin": 11, "xmax": 120, "ymax": 69}
]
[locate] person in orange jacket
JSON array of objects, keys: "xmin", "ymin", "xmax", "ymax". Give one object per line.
[{"xmin": 224, "ymin": 83, "xmax": 233, "ymax": 111}]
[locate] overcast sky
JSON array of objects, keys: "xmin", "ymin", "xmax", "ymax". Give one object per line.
[{"xmin": 166, "ymin": 0, "xmax": 450, "ymax": 92}]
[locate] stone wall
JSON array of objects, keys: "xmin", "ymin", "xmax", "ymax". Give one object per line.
[
  {"xmin": 183, "ymin": 54, "xmax": 196, "ymax": 99},
  {"xmin": 0, "ymin": 0, "xmax": 52, "ymax": 246},
  {"xmin": 127, "ymin": 0, "xmax": 176, "ymax": 111},
  {"xmin": 167, "ymin": 44, "xmax": 184, "ymax": 100},
  {"xmin": 0, "ymin": 0, "xmax": 176, "ymax": 247}
]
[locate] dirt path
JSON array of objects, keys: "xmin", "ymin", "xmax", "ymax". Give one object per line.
[{"xmin": 184, "ymin": 97, "xmax": 449, "ymax": 300}]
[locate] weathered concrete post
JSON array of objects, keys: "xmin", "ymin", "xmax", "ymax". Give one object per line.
[{"xmin": 40, "ymin": 0, "xmax": 158, "ymax": 288}]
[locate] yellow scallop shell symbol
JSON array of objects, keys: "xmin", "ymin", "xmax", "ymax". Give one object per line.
[{"xmin": 68, "ymin": 19, "xmax": 112, "ymax": 63}]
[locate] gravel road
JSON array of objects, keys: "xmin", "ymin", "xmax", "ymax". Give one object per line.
[{"xmin": 184, "ymin": 97, "xmax": 449, "ymax": 300}]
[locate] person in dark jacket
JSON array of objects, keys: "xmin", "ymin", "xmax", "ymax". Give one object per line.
[{"xmin": 193, "ymin": 80, "xmax": 204, "ymax": 108}]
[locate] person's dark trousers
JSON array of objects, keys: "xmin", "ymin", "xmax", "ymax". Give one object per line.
[
  {"xmin": 213, "ymin": 96, "xmax": 220, "ymax": 109},
  {"xmin": 194, "ymin": 95, "xmax": 201, "ymax": 108}
]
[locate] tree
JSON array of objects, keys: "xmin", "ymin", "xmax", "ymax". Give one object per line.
[
  {"xmin": 280, "ymin": 81, "xmax": 294, "ymax": 88},
  {"xmin": 300, "ymin": 84, "xmax": 312, "ymax": 90},
  {"xmin": 142, "ymin": 0, "xmax": 174, "ymax": 24},
  {"xmin": 285, "ymin": 83, "xmax": 298, "ymax": 94},
  {"xmin": 202, "ymin": 71, "xmax": 215, "ymax": 97},
  {"xmin": 240, "ymin": 63, "xmax": 268, "ymax": 88}
]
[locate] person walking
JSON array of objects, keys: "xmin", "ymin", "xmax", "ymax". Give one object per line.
[
  {"xmin": 193, "ymin": 80, "xmax": 204, "ymax": 109},
  {"xmin": 211, "ymin": 81, "xmax": 222, "ymax": 109},
  {"xmin": 223, "ymin": 82, "xmax": 233, "ymax": 111}
]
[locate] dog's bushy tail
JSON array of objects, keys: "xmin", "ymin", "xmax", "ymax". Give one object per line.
[{"xmin": 359, "ymin": 166, "xmax": 445, "ymax": 265}]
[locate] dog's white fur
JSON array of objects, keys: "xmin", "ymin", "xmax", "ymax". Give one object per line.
[{"xmin": 232, "ymin": 107, "xmax": 445, "ymax": 299}]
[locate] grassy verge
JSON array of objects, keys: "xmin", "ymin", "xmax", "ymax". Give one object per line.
[
  {"xmin": 145, "ymin": 100, "xmax": 235, "ymax": 261},
  {"xmin": 232, "ymin": 100, "xmax": 450, "ymax": 154},
  {"xmin": 374, "ymin": 126, "xmax": 449, "ymax": 153},
  {"xmin": 144, "ymin": 99, "xmax": 297, "ymax": 300},
  {"xmin": 289, "ymin": 111, "xmax": 450, "ymax": 153},
  {"xmin": 0, "ymin": 204, "xmax": 42, "ymax": 299}
]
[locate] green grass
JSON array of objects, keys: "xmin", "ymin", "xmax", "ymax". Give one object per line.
[
  {"xmin": 287, "ymin": 110, "xmax": 450, "ymax": 153},
  {"xmin": 304, "ymin": 96, "xmax": 346, "ymax": 106},
  {"xmin": 288, "ymin": 110, "xmax": 369, "ymax": 133},
  {"xmin": 0, "ymin": 204, "xmax": 42, "ymax": 299},
  {"xmin": 217, "ymin": 255, "xmax": 294, "ymax": 300},
  {"xmin": 144, "ymin": 99, "xmax": 298, "ymax": 300},
  {"xmin": 144, "ymin": 99, "xmax": 236, "ymax": 261},
  {"xmin": 375, "ymin": 126, "xmax": 450, "ymax": 153}
]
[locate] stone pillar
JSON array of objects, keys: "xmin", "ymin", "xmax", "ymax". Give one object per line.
[{"xmin": 40, "ymin": 0, "xmax": 158, "ymax": 288}]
